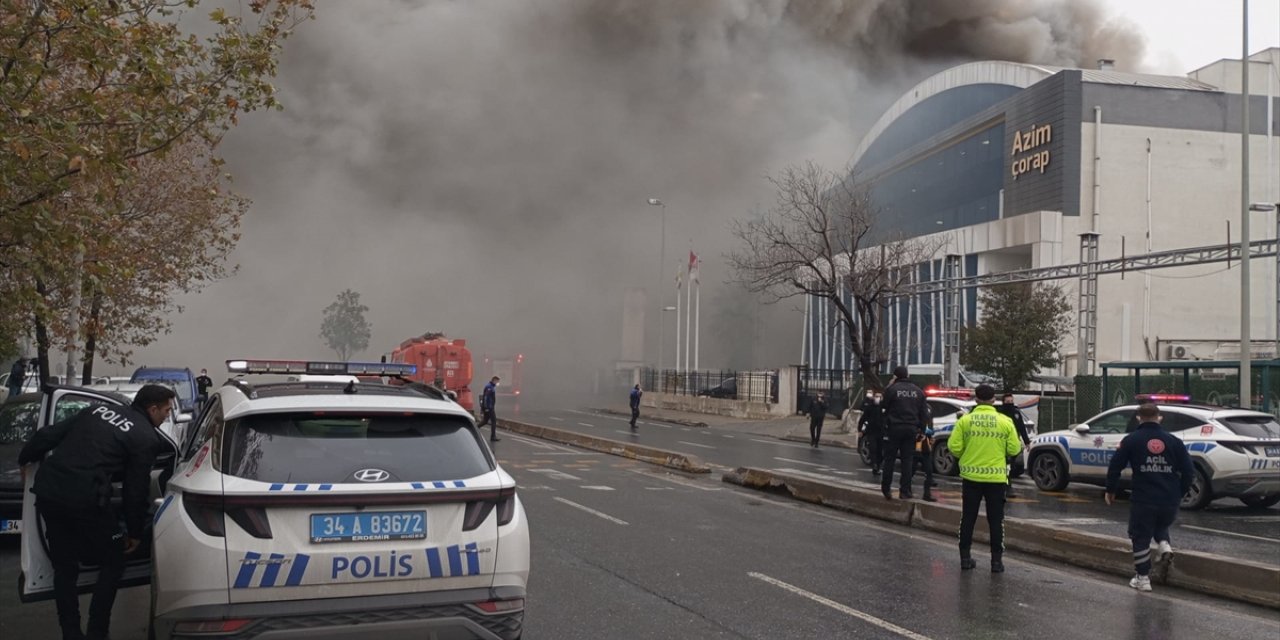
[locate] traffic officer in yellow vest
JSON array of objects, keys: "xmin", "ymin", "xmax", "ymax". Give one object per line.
[{"xmin": 947, "ymin": 384, "xmax": 1022, "ymax": 573}]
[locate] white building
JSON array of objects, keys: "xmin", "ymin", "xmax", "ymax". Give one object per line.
[{"xmin": 805, "ymin": 50, "xmax": 1280, "ymax": 377}]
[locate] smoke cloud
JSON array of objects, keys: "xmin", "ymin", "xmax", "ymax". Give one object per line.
[{"xmin": 126, "ymin": 0, "xmax": 1143, "ymax": 403}]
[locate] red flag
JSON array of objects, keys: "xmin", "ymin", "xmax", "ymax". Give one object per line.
[{"xmin": 689, "ymin": 251, "xmax": 700, "ymax": 284}]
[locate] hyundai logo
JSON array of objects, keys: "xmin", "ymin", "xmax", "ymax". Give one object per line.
[{"xmin": 353, "ymin": 468, "xmax": 391, "ymax": 483}]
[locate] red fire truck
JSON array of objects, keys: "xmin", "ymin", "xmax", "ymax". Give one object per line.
[{"xmin": 389, "ymin": 333, "xmax": 475, "ymax": 410}]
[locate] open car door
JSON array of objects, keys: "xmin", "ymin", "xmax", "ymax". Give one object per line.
[{"xmin": 19, "ymin": 386, "xmax": 177, "ymax": 602}]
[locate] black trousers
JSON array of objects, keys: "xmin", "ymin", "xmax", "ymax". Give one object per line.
[
  {"xmin": 863, "ymin": 428, "xmax": 883, "ymax": 468},
  {"xmin": 630, "ymin": 406, "xmax": 640, "ymax": 427},
  {"xmin": 477, "ymin": 408, "xmax": 497, "ymax": 438},
  {"xmin": 881, "ymin": 426, "xmax": 917, "ymax": 493},
  {"xmin": 959, "ymin": 479, "xmax": 1007, "ymax": 558},
  {"xmin": 809, "ymin": 416, "xmax": 825, "ymax": 445},
  {"xmin": 1129, "ymin": 502, "xmax": 1178, "ymax": 576},
  {"xmin": 40, "ymin": 501, "xmax": 127, "ymax": 638}
]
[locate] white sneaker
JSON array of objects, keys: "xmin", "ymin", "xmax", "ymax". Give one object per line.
[{"xmin": 1129, "ymin": 575, "xmax": 1152, "ymax": 592}]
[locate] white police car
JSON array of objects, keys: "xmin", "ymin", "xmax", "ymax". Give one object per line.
[
  {"xmin": 1027, "ymin": 394, "xmax": 1280, "ymax": 510},
  {"xmin": 21, "ymin": 360, "xmax": 529, "ymax": 640},
  {"xmin": 916, "ymin": 388, "xmax": 1037, "ymax": 476}
]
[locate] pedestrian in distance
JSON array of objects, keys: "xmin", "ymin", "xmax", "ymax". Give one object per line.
[
  {"xmin": 808, "ymin": 392, "xmax": 828, "ymax": 448},
  {"xmin": 629, "ymin": 384, "xmax": 643, "ymax": 430},
  {"xmin": 857, "ymin": 390, "xmax": 885, "ymax": 475},
  {"xmin": 477, "ymin": 376, "xmax": 501, "ymax": 441},
  {"xmin": 881, "ymin": 366, "xmax": 930, "ymax": 500},
  {"xmin": 18, "ymin": 384, "xmax": 177, "ymax": 640},
  {"xmin": 195, "ymin": 368, "xmax": 214, "ymax": 408},
  {"xmin": 7, "ymin": 357, "xmax": 26, "ymax": 398},
  {"xmin": 997, "ymin": 392, "xmax": 1032, "ymax": 498},
  {"xmin": 949, "ymin": 384, "xmax": 1022, "ymax": 573},
  {"xmin": 1105, "ymin": 403, "xmax": 1193, "ymax": 592}
]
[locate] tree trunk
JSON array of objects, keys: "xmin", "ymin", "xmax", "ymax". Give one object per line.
[
  {"xmin": 34, "ymin": 279, "xmax": 52, "ymax": 386},
  {"xmin": 81, "ymin": 290, "xmax": 103, "ymax": 384}
]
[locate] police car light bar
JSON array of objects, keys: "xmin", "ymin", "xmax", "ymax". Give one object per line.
[
  {"xmin": 1135, "ymin": 393, "xmax": 1192, "ymax": 403},
  {"xmin": 226, "ymin": 360, "xmax": 417, "ymax": 377},
  {"xmin": 925, "ymin": 386, "xmax": 974, "ymax": 398}
]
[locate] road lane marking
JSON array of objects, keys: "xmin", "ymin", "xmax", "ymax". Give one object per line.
[
  {"xmin": 627, "ymin": 468, "xmax": 721, "ymax": 491},
  {"xmin": 553, "ymin": 497, "xmax": 628, "ymax": 525},
  {"xmin": 507, "ymin": 434, "xmax": 582, "ymax": 453},
  {"xmin": 529, "ymin": 468, "xmax": 582, "ymax": 481},
  {"xmin": 677, "ymin": 440, "xmax": 716, "ymax": 449},
  {"xmin": 549, "ymin": 416, "xmax": 564, "ymax": 422},
  {"xmin": 580, "ymin": 486, "xmax": 615, "ymax": 491},
  {"xmin": 1181, "ymin": 525, "xmax": 1280, "ymax": 542},
  {"xmin": 774, "ymin": 457, "xmax": 827, "ymax": 468},
  {"xmin": 751, "ymin": 438, "xmax": 854, "ymax": 455},
  {"xmin": 722, "ymin": 434, "xmax": 736, "ymax": 439},
  {"xmin": 748, "ymin": 572, "xmax": 932, "ymax": 640},
  {"xmin": 577, "ymin": 422, "xmax": 595, "ymax": 428}
]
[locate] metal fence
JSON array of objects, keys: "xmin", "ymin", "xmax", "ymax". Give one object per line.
[
  {"xmin": 797, "ymin": 367, "xmax": 861, "ymax": 417},
  {"xmin": 1100, "ymin": 360, "xmax": 1280, "ymax": 413},
  {"xmin": 639, "ymin": 368, "xmax": 779, "ymax": 403}
]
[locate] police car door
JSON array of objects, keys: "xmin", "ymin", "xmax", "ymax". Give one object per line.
[
  {"xmin": 1070, "ymin": 409, "xmax": 1136, "ymax": 481},
  {"xmin": 18, "ymin": 387, "xmax": 173, "ymax": 601}
]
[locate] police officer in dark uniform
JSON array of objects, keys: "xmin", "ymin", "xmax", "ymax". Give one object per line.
[
  {"xmin": 477, "ymin": 376, "xmax": 500, "ymax": 441},
  {"xmin": 808, "ymin": 392, "xmax": 829, "ymax": 448},
  {"xmin": 18, "ymin": 384, "xmax": 177, "ymax": 640},
  {"xmin": 997, "ymin": 392, "xmax": 1032, "ymax": 497},
  {"xmin": 881, "ymin": 366, "xmax": 930, "ymax": 500},
  {"xmin": 195, "ymin": 368, "xmax": 214, "ymax": 408},
  {"xmin": 857, "ymin": 390, "xmax": 885, "ymax": 475}
]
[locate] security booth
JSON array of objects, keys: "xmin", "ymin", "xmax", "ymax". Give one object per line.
[{"xmin": 1100, "ymin": 359, "xmax": 1280, "ymax": 413}]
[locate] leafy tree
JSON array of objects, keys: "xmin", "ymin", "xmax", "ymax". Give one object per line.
[
  {"xmin": 961, "ymin": 283, "xmax": 1072, "ymax": 392},
  {"xmin": 729, "ymin": 161, "xmax": 940, "ymax": 391},
  {"xmin": 0, "ymin": 0, "xmax": 313, "ymax": 383},
  {"xmin": 321, "ymin": 289, "xmax": 371, "ymax": 361}
]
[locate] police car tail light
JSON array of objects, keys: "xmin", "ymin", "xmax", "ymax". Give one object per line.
[
  {"xmin": 173, "ymin": 619, "xmax": 253, "ymax": 634},
  {"xmin": 1218, "ymin": 442, "xmax": 1253, "ymax": 455},
  {"xmin": 462, "ymin": 500, "xmax": 495, "ymax": 531},
  {"xmin": 226, "ymin": 506, "xmax": 273, "ymax": 539},
  {"xmin": 473, "ymin": 598, "xmax": 524, "ymax": 614},
  {"xmin": 497, "ymin": 490, "xmax": 517, "ymax": 526},
  {"xmin": 226, "ymin": 359, "xmax": 417, "ymax": 377},
  {"xmin": 183, "ymin": 493, "xmax": 226, "ymax": 538}
]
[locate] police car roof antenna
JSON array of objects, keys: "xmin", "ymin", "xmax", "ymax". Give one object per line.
[{"xmin": 343, "ymin": 380, "xmax": 358, "ymax": 395}]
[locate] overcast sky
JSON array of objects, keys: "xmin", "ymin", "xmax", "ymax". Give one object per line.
[{"xmin": 1105, "ymin": 0, "xmax": 1279, "ymax": 73}]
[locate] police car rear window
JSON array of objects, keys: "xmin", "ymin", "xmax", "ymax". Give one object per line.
[
  {"xmin": 1218, "ymin": 415, "xmax": 1280, "ymax": 439},
  {"xmin": 221, "ymin": 412, "xmax": 493, "ymax": 484}
]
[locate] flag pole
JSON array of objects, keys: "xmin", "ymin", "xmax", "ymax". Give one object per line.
[
  {"xmin": 694, "ymin": 277, "xmax": 700, "ymax": 371},
  {"xmin": 685, "ymin": 256, "xmax": 692, "ymax": 375},
  {"xmin": 675, "ymin": 270, "xmax": 682, "ymax": 376}
]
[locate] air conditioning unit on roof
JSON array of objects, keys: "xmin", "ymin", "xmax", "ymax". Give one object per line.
[{"xmin": 1166, "ymin": 343, "xmax": 1196, "ymax": 360}]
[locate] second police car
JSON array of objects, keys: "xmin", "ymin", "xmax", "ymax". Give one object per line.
[
  {"xmin": 1027, "ymin": 394, "xmax": 1280, "ymax": 509},
  {"xmin": 20, "ymin": 359, "xmax": 529, "ymax": 640}
]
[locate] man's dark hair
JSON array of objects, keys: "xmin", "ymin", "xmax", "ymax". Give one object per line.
[
  {"xmin": 1137, "ymin": 403, "xmax": 1160, "ymax": 420},
  {"xmin": 132, "ymin": 384, "xmax": 177, "ymax": 411},
  {"xmin": 1002, "ymin": 392, "xmax": 1015, "ymax": 399},
  {"xmin": 893, "ymin": 365, "xmax": 909, "ymax": 380},
  {"xmin": 491, "ymin": 376, "xmax": 500, "ymax": 382},
  {"xmin": 974, "ymin": 384, "xmax": 996, "ymax": 401}
]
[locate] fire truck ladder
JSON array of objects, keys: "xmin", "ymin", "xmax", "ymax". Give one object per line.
[{"xmin": 902, "ymin": 235, "xmax": 1280, "ymax": 386}]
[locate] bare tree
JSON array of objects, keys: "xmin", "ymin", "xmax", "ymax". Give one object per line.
[{"xmin": 729, "ymin": 162, "xmax": 942, "ymax": 391}]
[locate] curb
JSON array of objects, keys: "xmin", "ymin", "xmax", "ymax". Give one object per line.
[
  {"xmin": 595, "ymin": 408, "xmax": 708, "ymax": 427},
  {"xmin": 498, "ymin": 419, "xmax": 711, "ymax": 474},
  {"xmin": 722, "ymin": 467, "xmax": 1280, "ymax": 609}
]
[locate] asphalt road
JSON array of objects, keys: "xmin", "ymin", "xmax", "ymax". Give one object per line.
[
  {"xmin": 3, "ymin": 430, "xmax": 1278, "ymax": 639},
  {"xmin": 511, "ymin": 407, "xmax": 1280, "ymax": 562}
]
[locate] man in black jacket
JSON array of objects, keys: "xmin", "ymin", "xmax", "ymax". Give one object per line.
[
  {"xmin": 808, "ymin": 392, "xmax": 829, "ymax": 448},
  {"xmin": 1105, "ymin": 403, "xmax": 1194, "ymax": 593},
  {"xmin": 998, "ymin": 393, "xmax": 1032, "ymax": 496},
  {"xmin": 857, "ymin": 391, "xmax": 885, "ymax": 475},
  {"xmin": 19, "ymin": 384, "xmax": 176, "ymax": 640},
  {"xmin": 880, "ymin": 366, "xmax": 931, "ymax": 500}
]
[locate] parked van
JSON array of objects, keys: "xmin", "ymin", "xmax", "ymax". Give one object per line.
[{"xmin": 130, "ymin": 366, "xmax": 198, "ymax": 412}]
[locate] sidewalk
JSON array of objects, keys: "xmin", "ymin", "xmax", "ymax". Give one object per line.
[{"xmin": 598, "ymin": 404, "xmax": 862, "ymax": 450}]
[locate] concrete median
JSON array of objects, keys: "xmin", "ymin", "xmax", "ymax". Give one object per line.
[
  {"xmin": 723, "ymin": 467, "xmax": 1280, "ymax": 609},
  {"xmin": 498, "ymin": 418, "xmax": 711, "ymax": 474}
]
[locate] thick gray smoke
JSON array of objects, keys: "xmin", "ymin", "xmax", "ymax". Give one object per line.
[{"xmin": 128, "ymin": 0, "xmax": 1143, "ymax": 404}]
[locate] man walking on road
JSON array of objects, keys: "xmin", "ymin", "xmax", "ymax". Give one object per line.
[
  {"xmin": 881, "ymin": 366, "xmax": 930, "ymax": 500},
  {"xmin": 477, "ymin": 376, "xmax": 500, "ymax": 441},
  {"xmin": 195, "ymin": 368, "xmax": 214, "ymax": 408},
  {"xmin": 949, "ymin": 384, "xmax": 1021, "ymax": 573},
  {"xmin": 18, "ymin": 384, "xmax": 177, "ymax": 640},
  {"xmin": 808, "ymin": 392, "xmax": 828, "ymax": 448},
  {"xmin": 629, "ymin": 384, "xmax": 643, "ymax": 430},
  {"xmin": 857, "ymin": 391, "xmax": 885, "ymax": 475},
  {"xmin": 1105, "ymin": 403, "xmax": 1193, "ymax": 592}
]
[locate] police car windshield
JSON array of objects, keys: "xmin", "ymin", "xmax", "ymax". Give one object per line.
[
  {"xmin": 0, "ymin": 398, "xmax": 37, "ymax": 444},
  {"xmin": 222, "ymin": 412, "xmax": 493, "ymax": 484},
  {"xmin": 1218, "ymin": 415, "xmax": 1280, "ymax": 439}
]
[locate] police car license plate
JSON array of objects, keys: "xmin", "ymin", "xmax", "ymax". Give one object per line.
[
  {"xmin": 0, "ymin": 519, "xmax": 21, "ymax": 534},
  {"xmin": 1266, "ymin": 446, "xmax": 1280, "ymax": 457},
  {"xmin": 310, "ymin": 511, "xmax": 425, "ymax": 544}
]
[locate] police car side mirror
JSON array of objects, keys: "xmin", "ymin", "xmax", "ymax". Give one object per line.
[
  {"xmin": 1072, "ymin": 424, "xmax": 1090, "ymax": 434},
  {"xmin": 176, "ymin": 412, "xmax": 193, "ymax": 424},
  {"xmin": 446, "ymin": 390, "xmax": 458, "ymax": 401}
]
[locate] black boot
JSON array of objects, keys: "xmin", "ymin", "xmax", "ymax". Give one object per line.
[
  {"xmin": 991, "ymin": 556, "xmax": 1005, "ymax": 573},
  {"xmin": 922, "ymin": 489, "xmax": 937, "ymax": 502},
  {"xmin": 882, "ymin": 487, "xmax": 893, "ymax": 500},
  {"xmin": 960, "ymin": 557, "xmax": 977, "ymax": 571}
]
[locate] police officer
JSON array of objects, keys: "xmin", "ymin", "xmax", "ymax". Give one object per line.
[
  {"xmin": 7, "ymin": 357, "xmax": 26, "ymax": 398},
  {"xmin": 880, "ymin": 366, "xmax": 930, "ymax": 500},
  {"xmin": 18, "ymin": 384, "xmax": 177, "ymax": 640},
  {"xmin": 808, "ymin": 392, "xmax": 829, "ymax": 448},
  {"xmin": 857, "ymin": 390, "xmax": 885, "ymax": 475},
  {"xmin": 629, "ymin": 384, "xmax": 643, "ymax": 430},
  {"xmin": 195, "ymin": 368, "xmax": 214, "ymax": 408},
  {"xmin": 949, "ymin": 384, "xmax": 1021, "ymax": 573},
  {"xmin": 477, "ymin": 376, "xmax": 500, "ymax": 441},
  {"xmin": 1105, "ymin": 403, "xmax": 1193, "ymax": 592},
  {"xmin": 997, "ymin": 392, "xmax": 1032, "ymax": 497}
]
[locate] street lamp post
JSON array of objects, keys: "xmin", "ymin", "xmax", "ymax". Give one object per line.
[
  {"xmin": 1249, "ymin": 202, "xmax": 1280, "ymax": 360},
  {"xmin": 1239, "ymin": 1, "xmax": 1252, "ymax": 407},
  {"xmin": 648, "ymin": 198, "xmax": 667, "ymax": 374}
]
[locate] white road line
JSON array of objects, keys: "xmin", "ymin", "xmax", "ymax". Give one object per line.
[
  {"xmin": 748, "ymin": 572, "xmax": 932, "ymax": 640},
  {"xmin": 1181, "ymin": 524, "xmax": 1280, "ymax": 543},
  {"xmin": 577, "ymin": 422, "xmax": 595, "ymax": 428},
  {"xmin": 751, "ymin": 438, "xmax": 856, "ymax": 455},
  {"xmin": 506, "ymin": 434, "xmax": 581, "ymax": 453},
  {"xmin": 553, "ymin": 497, "xmax": 629, "ymax": 525},
  {"xmin": 774, "ymin": 457, "xmax": 828, "ymax": 468},
  {"xmin": 615, "ymin": 430, "xmax": 638, "ymax": 436},
  {"xmin": 548, "ymin": 416, "xmax": 564, "ymax": 422},
  {"xmin": 677, "ymin": 440, "xmax": 716, "ymax": 449},
  {"xmin": 722, "ymin": 434, "xmax": 736, "ymax": 439},
  {"xmin": 627, "ymin": 468, "xmax": 721, "ymax": 491},
  {"xmin": 529, "ymin": 468, "xmax": 582, "ymax": 481},
  {"xmin": 580, "ymin": 486, "xmax": 615, "ymax": 491}
]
